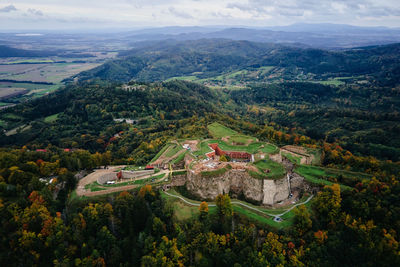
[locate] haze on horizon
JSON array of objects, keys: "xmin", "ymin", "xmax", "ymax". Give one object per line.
[{"xmin": 0, "ymin": 0, "xmax": 399, "ymax": 31}]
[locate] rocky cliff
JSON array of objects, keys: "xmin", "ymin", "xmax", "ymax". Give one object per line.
[{"xmin": 186, "ymin": 169, "xmax": 290, "ymax": 205}]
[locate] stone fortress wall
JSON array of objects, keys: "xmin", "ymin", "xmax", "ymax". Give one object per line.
[{"xmin": 185, "ymin": 168, "xmax": 292, "ymax": 205}]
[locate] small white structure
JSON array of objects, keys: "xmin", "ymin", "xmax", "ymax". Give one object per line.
[{"xmin": 183, "ymin": 144, "xmax": 190, "ymax": 150}]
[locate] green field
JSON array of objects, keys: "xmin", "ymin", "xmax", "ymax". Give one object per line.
[
  {"xmin": 44, "ymin": 113, "xmax": 60, "ymax": 123},
  {"xmin": 166, "ymin": 75, "xmax": 198, "ymax": 82},
  {"xmin": 207, "ymin": 122, "xmax": 238, "ymax": 138}
]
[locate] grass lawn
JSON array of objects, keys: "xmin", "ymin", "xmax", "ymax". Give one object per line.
[
  {"xmin": 207, "ymin": 122, "xmax": 238, "ymax": 138},
  {"xmin": 84, "ymin": 182, "xmax": 106, "ymax": 192},
  {"xmin": 150, "ymin": 143, "xmax": 172, "ymax": 163},
  {"xmin": 259, "ymin": 143, "xmax": 280, "ymax": 154},
  {"xmin": 308, "ymin": 149, "xmax": 322, "ymax": 165},
  {"xmin": 228, "ymin": 134, "xmax": 257, "ymax": 144},
  {"xmin": 196, "ymin": 140, "xmax": 279, "ymax": 156},
  {"xmin": 171, "ymin": 151, "xmax": 187, "ymax": 164},
  {"xmin": 85, "ymin": 173, "xmax": 166, "ymax": 192},
  {"xmin": 164, "ymin": 144, "xmax": 184, "ymax": 158},
  {"xmin": 203, "ymin": 140, "xmax": 265, "ymax": 154},
  {"xmin": 233, "ymin": 205, "xmax": 293, "ymax": 229},
  {"xmin": 196, "ymin": 141, "xmax": 213, "ymax": 155},
  {"xmin": 282, "ymin": 152, "xmax": 302, "ymax": 164},
  {"xmin": 253, "ymin": 159, "xmax": 286, "ymax": 179},
  {"xmin": 160, "ymin": 189, "xmax": 307, "ymax": 229}
]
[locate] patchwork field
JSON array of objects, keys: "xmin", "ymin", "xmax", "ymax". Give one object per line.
[
  {"xmin": 0, "ymin": 87, "xmax": 28, "ymax": 100},
  {"xmin": 0, "ymin": 62, "xmax": 100, "ymax": 83},
  {"xmin": 0, "ymin": 54, "xmax": 110, "ymax": 106}
]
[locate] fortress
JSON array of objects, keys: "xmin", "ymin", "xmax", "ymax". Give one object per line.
[
  {"xmin": 148, "ymin": 123, "xmax": 315, "ymax": 206},
  {"xmin": 183, "ymin": 146, "xmax": 304, "ymax": 205}
]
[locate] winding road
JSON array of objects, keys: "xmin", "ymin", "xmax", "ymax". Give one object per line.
[{"xmin": 163, "ymin": 190, "xmax": 313, "ymax": 221}]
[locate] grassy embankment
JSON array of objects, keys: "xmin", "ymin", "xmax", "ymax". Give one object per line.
[
  {"xmin": 160, "ymin": 189, "xmax": 313, "ymax": 229},
  {"xmin": 294, "ymin": 165, "xmax": 371, "ymax": 190}
]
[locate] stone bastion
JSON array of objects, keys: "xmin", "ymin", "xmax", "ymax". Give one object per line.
[{"xmin": 185, "ymin": 166, "xmax": 291, "ymax": 205}]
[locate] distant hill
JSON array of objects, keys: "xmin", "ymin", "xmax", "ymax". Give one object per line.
[
  {"xmin": 0, "ymin": 45, "xmax": 56, "ymax": 57},
  {"xmin": 122, "ymin": 24, "xmax": 400, "ymax": 49},
  {"xmin": 77, "ymin": 39, "xmax": 400, "ymax": 86}
]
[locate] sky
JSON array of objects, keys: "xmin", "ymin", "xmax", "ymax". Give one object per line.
[{"xmin": 0, "ymin": 0, "xmax": 399, "ymax": 30}]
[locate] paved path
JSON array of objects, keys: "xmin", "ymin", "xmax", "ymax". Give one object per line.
[
  {"xmin": 163, "ymin": 190, "xmax": 313, "ymax": 220},
  {"xmin": 76, "ymin": 166, "xmax": 170, "ymax": 197}
]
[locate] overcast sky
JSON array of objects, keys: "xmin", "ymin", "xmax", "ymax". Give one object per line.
[{"xmin": 0, "ymin": 0, "xmax": 399, "ymax": 30}]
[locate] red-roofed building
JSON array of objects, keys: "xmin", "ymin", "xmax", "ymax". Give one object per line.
[{"xmin": 207, "ymin": 143, "xmax": 252, "ymax": 161}]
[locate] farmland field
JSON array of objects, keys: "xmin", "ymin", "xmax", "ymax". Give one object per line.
[
  {"xmin": 0, "ymin": 87, "xmax": 28, "ymax": 99},
  {"xmin": 0, "ymin": 54, "xmax": 109, "ymax": 105},
  {"xmin": 0, "ymin": 62, "xmax": 100, "ymax": 83}
]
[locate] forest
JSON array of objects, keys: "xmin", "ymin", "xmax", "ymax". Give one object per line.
[{"xmin": 0, "ymin": 39, "xmax": 399, "ymax": 266}]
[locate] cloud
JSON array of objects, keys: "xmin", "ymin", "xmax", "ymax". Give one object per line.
[
  {"xmin": 226, "ymin": 0, "xmax": 400, "ymax": 19},
  {"xmin": 0, "ymin": 4, "xmax": 17, "ymax": 13},
  {"xmin": 0, "ymin": 0, "xmax": 399, "ymax": 29},
  {"xmin": 168, "ymin": 7, "xmax": 194, "ymax": 19},
  {"xmin": 28, "ymin": 8, "xmax": 44, "ymax": 16}
]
